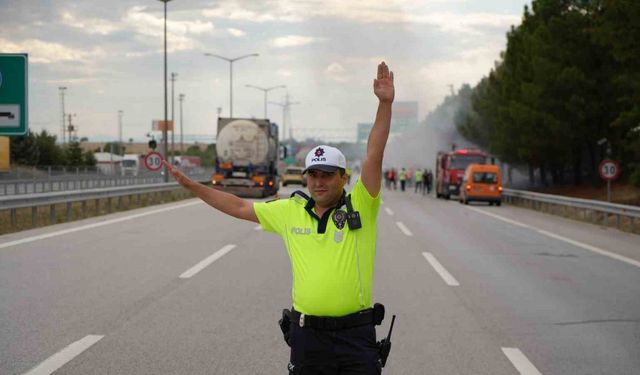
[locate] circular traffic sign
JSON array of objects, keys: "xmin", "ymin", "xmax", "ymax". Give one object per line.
[
  {"xmin": 599, "ymin": 159, "xmax": 620, "ymax": 181},
  {"xmin": 144, "ymin": 151, "xmax": 164, "ymax": 171}
]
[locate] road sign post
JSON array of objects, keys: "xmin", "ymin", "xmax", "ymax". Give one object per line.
[
  {"xmin": 0, "ymin": 54, "xmax": 28, "ymax": 136},
  {"xmin": 599, "ymin": 159, "xmax": 620, "ymax": 202},
  {"xmin": 144, "ymin": 151, "xmax": 164, "ymax": 171}
]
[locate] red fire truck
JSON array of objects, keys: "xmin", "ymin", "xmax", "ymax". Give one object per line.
[{"xmin": 435, "ymin": 148, "xmax": 487, "ymax": 199}]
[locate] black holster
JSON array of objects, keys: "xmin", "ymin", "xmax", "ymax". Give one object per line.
[{"xmin": 279, "ymin": 309, "xmax": 292, "ymax": 347}]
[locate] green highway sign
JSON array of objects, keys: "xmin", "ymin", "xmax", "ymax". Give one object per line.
[{"xmin": 0, "ymin": 54, "xmax": 28, "ymax": 136}]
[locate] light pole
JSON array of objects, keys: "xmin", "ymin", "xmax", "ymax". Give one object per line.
[
  {"xmin": 179, "ymin": 93, "xmax": 185, "ymax": 154},
  {"xmin": 118, "ymin": 110, "xmax": 123, "ymax": 155},
  {"xmin": 203, "ymin": 52, "xmax": 259, "ymax": 117},
  {"xmin": 245, "ymin": 84, "xmax": 286, "ymax": 118},
  {"xmin": 158, "ymin": 0, "xmax": 172, "ymax": 182},
  {"xmin": 170, "ymin": 72, "xmax": 177, "ymax": 162},
  {"xmin": 58, "ymin": 87, "xmax": 67, "ymax": 146}
]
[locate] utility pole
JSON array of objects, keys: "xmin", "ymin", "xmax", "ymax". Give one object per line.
[
  {"xmin": 269, "ymin": 92, "xmax": 300, "ymax": 142},
  {"xmin": 59, "ymin": 87, "xmax": 67, "ymax": 146},
  {"xmin": 171, "ymin": 72, "xmax": 177, "ymax": 162},
  {"xmin": 67, "ymin": 113, "xmax": 77, "ymax": 142},
  {"xmin": 179, "ymin": 93, "xmax": 185, "ymax": 154}
]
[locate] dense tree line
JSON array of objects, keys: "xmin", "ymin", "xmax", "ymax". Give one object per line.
[
  {"xmin": 456, "ymin": 0, "xmax": 640, "ymax": 187},
  {"xmin": 10, "ymin": 130, "xmax": 96, "ymax": 167}
]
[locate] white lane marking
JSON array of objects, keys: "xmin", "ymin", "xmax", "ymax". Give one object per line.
[
  {"xmin": 395, "ymin": 221, "xmax": 413, "ymax": 236},
  {"xmin": 179, "ymin": 244, "xmax": 236, "ymax": 279},
  {"xmin": 385, "ymin": 207, "xmax": 394, "ymax": 216},
  {"xmin": 466, "ymin": 206, "xmax": 530, "ymax": 228},
  {"xmin": 0, "ymin": 201, "xmax": 202, "ymax": 250},
  {"xmin": 502, "ymin": 347, "xmax": 543, "ymax": 375},
  {"xmin": 23, "ymin": 335, "xmax": 104, "ymax": 375},
  {"xmin": 422, "ymin": 252, "xmax": 460, "ymax": 286},
  {"xmin": 536, "ymin": 229, "xmax": 640, "ymax": 268},
  {"xmin": 254, "ymin": 225, "xmax": 262, "ymax": 231},
  {"xmin": 467, "ymin": 206, "xmax": 640, "ymax": 269}
]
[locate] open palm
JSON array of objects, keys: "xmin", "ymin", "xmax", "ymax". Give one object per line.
[{"xmin": 374, "ymin": 62, "xmax": 394, "ymax": 103}]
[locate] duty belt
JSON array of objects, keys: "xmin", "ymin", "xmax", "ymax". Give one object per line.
[{"xmin": 291, "ymin": 304, "xmax": 384, "ymax": 330}]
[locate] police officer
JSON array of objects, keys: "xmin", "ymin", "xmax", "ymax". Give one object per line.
[{"xmin": 165, "ymin": 61, "xmax": 395, "ymax": 374}]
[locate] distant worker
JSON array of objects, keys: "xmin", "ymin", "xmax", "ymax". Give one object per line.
[
  {"xmin": 384, "ymin": 169, "xmax": 390, "ymax": 189},
  {"xmin": 399, "ymin": 168, "xmax": 406, "ymax": 191},
  {"xmin": 388, "ymin": 168, "xmax": 397, "ymax": 190},
  {"xmin": 425, "ymin": 168, "xmax": 433, "ymax": 195},
  {"xmin": 414, "ymin": 168, "xmax": 423, "ymax": 193},
  {"xmin": 165, "ymin": 62, "xmax": 397, "ymax": 374}
]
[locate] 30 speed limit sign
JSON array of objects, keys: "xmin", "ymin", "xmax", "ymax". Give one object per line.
[
  {"xmin": 599, "ymin": 159, "xmax": 620, "ymax": 181},
  {"xmin": 144, "ymin": 151, "xmax": 164, "ymax": 171}
]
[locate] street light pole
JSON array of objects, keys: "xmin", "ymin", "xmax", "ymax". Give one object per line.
[
  {"xmin": 179, "ymin": 93, "xmax": 185, "ymax": 154},
  {"xmin": 203, "ymin": 52, "xmax": 259, "ymax": 117},
  {"xmin": 158, "ymin": 0, "xmax": 172, "ymax": 182},
  {"xmin": 58, "ymin": 87, "xmax": 67, "ymax": 146},
  {"xmin": 245, "ymin": 84, "xmax": 286, "ymax": 118},
  {"xmin": 171, "ymin": 72, "xmax": 177, "ymax": 163}
]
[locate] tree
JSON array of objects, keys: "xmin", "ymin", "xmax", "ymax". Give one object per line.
[
  {"xmin": 35, "ymin": 130, "xmax": 66, "ymax": 166},
  {"xmin": 65, "ymin": 142, "xmax": 84, "ymax": 166},
  {"xmin": 9, "ymin": 131, "xmax": 39, "ymax": 165}
]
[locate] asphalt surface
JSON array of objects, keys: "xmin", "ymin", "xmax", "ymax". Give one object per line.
[{"xmin": 1, "ymin": 182, "xmax": 639, "ymax": 374}]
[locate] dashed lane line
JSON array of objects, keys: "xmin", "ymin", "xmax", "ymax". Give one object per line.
[
  {"xmin": 466, "ymin": 206, "xmax": 530, "ymax": 228},
  {"xmin": 466, "ymin": 206, "xmax": 640, "ymax": 269},
  {"xmin": 22, "ymin": 335, "xmax": 104, "ymax": 375},
  {"xmin": 385, "ymin": 207, "xmax": 394, "ymax": 216},
  {"xmin": 179, "ymin": 244, "xmax": 237, "ymax": 279},
  {"xmin": 395, "ymin": 221, "xmax": 413, "ymax": 236},
  {"xmin": 502, "ymin": 347, "xmax": 543, "ymax": 375},
  {"xmin": 422, "ymin": 252, "xmax": 460, "ymax": 286}
]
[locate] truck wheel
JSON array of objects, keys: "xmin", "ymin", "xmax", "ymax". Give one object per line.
[
  {"xmin": 444, "ymin": 194, "xmax": 450, "ymax": 200},
  {"xmin": 496, "ymin": 201, "xmax": 502, "ymax": 207}
]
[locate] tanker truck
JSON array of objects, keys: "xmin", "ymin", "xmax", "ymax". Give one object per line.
[{"xmin": 212, "ymin": 118, "xmax": 280, "ymax": 198}]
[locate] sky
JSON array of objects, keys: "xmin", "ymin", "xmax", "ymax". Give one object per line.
[{"xmin": 0, "ymin": 0, "xmax": 528, "ymax": 144}]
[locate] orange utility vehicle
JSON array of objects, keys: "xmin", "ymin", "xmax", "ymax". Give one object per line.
[{"xmin": 459, "ymin": 164, "xmax": 502, "ymax": 206}]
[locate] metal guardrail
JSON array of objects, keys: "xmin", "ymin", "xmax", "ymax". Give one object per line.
[
  {"xmin": 502, "ymin": 188, "xmax": 640, "ymax": 230},
  {"xmin": 0, "ymin": 181, "xmax": 201, "ymax": 232},
  {"xmin": 0, "ymin": 169, "xmax": 215, "ymax": 196},
  {"xmin": 0, "ymin": 182, "xmax": 181, "ymax": 210}
]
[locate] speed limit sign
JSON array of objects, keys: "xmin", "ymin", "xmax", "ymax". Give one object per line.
[
  {"xmin": 599, "ymin": 159, "xmax": 620, "ymax": 181},
  {"xmin": 144, "ymin": 151, "xmax": 164, "ymax": 171}
]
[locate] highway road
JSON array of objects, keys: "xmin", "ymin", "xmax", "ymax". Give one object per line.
[{"xmin": 1, "ymin": 181, "xmax": 639, "ymax": 374}]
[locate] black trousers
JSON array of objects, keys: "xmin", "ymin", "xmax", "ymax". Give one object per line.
[{"xmin": 288, "ymin": 322, "xmax": 381, "ymax": 374}]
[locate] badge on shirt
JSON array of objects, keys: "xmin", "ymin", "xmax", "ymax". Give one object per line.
[
  {"xmin": 332, "ymin": 209, "xmax": 347, "ymax": 230},
  {"xmin": 334, "ymin": 230, "xmax": 344, "ymax": 243}
]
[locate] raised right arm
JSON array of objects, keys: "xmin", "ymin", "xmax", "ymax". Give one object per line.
[{"xmin": 163, "ymin": 160, "xmax": 259, "ymax": 223}]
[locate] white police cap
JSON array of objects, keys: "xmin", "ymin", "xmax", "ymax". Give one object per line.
[{"xmin": 303, "ymin": 145, "xmax": 347, "ymax": 174}]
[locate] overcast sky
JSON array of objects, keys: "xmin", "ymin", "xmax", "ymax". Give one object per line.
[{"xmin": 1, "ymin": 0, "xmax": 527, "ymax": 143}]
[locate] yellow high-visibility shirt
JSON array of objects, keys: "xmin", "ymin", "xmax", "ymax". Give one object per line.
[{"xmin": 254, "ymin": 178, "xmax": 381, "ymax": 316}]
